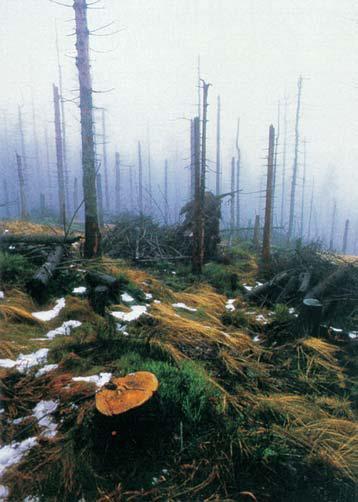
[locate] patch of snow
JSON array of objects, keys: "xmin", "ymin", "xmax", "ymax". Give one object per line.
[
  {"xmin": 72, "ymin": 372, "xmax": 112, "ymax": 388},
  {"xmin": 0, "ymin": 437, "xmax": 37, "ymax": 477},
  {"xmin": 0, "ymin": 359, "xmax": 17, "ymax": 369},
  {"xmin": 253, "ymin": 335, "xmax": 260, "ymax": 342},
  {"xmin": 171, "ymin": 271, "xmax": 177, "ymax": 275},
  {"xmin": 288, "ymin": 307, "xmax": 296, "ymax": 314},
  {"xmin": 0, "ymin": 485, "xmax": 9, "ymax": 500},
  {"xmin": 35, "ymin": 364, "xmax": 58, "ymax": 377},
  {"xmin": 32, "ymin": 298, "xmax": 66, "ymax": 321},
  {"xmin": 112, "ymin": 305, "xmax": 147, "ymax": 322},
  {"xmin": 172, "ymin": 302, "xmax": 197, "ymax": 312},
  {"xmin": 243, "ymin": 284, "xmax": 253, "ymax": 292},
  {"xmin": 348, "ymin": 331, "xmax": 357, "ymax": 340},
  {"xmin": 145, "ymin": 293, "xmax": 153, "ymax": 300},
  {"xmin": 255, "ymin": 314, "xmax": 268, "ymax": 324},
  {"xmin": 330, "ymin": 327, "xmax": 343, "ymax": 333},
  {"xmin": 33, "ymin": 400, "xmax": 58, "ymax": 438},
  {"xmin": 12, "ymin": 416, "xmax": 28, "ymax": 425},
  {"xmin": 72, "ymin": 286, "xmax": 86, "ymax": 295},
  {"xmin": 45, "ymin": 320, "xmax": 82, "ymax": 340},
  {"xmin": 154, "ymin": 300, "xmax": 161, "ymax": 304},
  {"xmin": 121, "ymin": 292, "xmax": 135, "ymax": 303},
  {"xmin": 225, "ymin": 299, "xmax": 235, "ymax": 312},
  {"xmin": 0, "ymin": 291, "xmax": 4, "ymax": 300},
  {"xmin": 256, "ymin": 281, "xmax": 263, "ymax": 287},
  {"xmin": 8, "ymin": 245, "xmax": 15, "ymax": 250}
]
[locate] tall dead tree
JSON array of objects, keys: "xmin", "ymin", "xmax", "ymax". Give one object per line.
[
  {"xmin": 138, "ymin": 141, "xmax": 143, "ymax": 215},
  {"xmin": 115, "ymin": 152, "xmax": 120, "ymax": 214},
  {"xmin": 307, "ymin": 178, "xmax": 314, "ymax": 241},
  {"xmin": 44, "ymin": 126, "xmax": 53, "ymax": 211},
  {"xmin": 16, "ymin": 153, "xmax": 28, "ymax": 219},
  {"xmin": 2, "ymin": 180, "xmax": 10, "ymax": 219},
  {"xmin": 96, "ymin": 173, "xmax": 104, "ymax": 227},
  {"xmin": 216, "ymin": 95, "xmax": 221, "ymax": 196},
  {"xmin": 190, "ymin": 119, "xmax": 195, "ymax": 199},
  {"xmin": 102, "ymin": 109, "xmax": 110, "ymax": 212},
  {"xmin": 280, "ymin": 96, "xmax": 288, "ymax": 227},
  {"xmin": 329, "ymin": 200, "xmax": 337, "ymax": 250},
  {"xmin": 235, "ymin": 118, "xmax": 241, "ymax": 228},
  {"xmin": 53, "ymin": 84, "xmax": 66, "ymax": 228},
  {"xmin": 56, "ymin": 24, "xmax": 70, "ymax": 214},
  {"xmin": 147, "ymin": 140, "xmax": 152, "ymax": 214},
  {"xmin": 73, "ymin": 177, "xmax": 79, "ymax": 215},
  {"xmin": 288, "ymin": 76, "xmax": 303, "ymax": 242},
  {"xmin": 192, "ymin": 116, "xmax": 202, "ymax": 274},
  {"xmin": 253, "ymin": 214, "xmax": 260, "ymax": 249},
  {"xmin": 230, "ymin": 156, "xmax": 235, "ymax": 233},
  {"xmin": 18, "ymin": 107, "xmax": 28, "ymax": 177},
  {"xmin": 164, "ymin": 159, "xmax": 169, "ymax": 224},
  {"xmin": 262, "ymin": 125, "xmax": 275, "ymax": 269},
  {"xmin": 272, "ymin": 103, "xmax": 280, "ymax": 227},
  {"xmin": 343, "ymin": 219, "xmax": 350, "ymax": 254},
  {"xmin": 74, "ymin": 0, "xmax": 101, "ymax": 257}
]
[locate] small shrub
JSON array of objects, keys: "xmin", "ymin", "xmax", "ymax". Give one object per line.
[{"xmin": 0, "ymin": 252, "xmax": 34, "ymax": 285}]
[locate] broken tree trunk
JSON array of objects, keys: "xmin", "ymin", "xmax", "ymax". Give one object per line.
[
  {"xmin": 74, "ymin": 0, "xmax": 101, "ymax": 258},
  {"xmin": 192, "ymin": 116, "xmax": 202, "ymax": 274},
  {"xmin": 53, "ymin": 83, "xmax": 66, "ymax": 228},
  {"xmin": 253, "ymin": 214, "xmax": 260, "ymax": 250},
  {"xmin": 86, "ymin": 271, "xmax": 120, "ymax": 299},
  {"xmin": 16, "ymin": 153, "xmax": 28, "ymax": 220},
  {"xmin": 262, "ymin": 125, "xmax": 275, "ymax": 270},
  {"xmin": 27, "ymin": 245, "xmax": 64, "ymax": 302},
  {"xmin": 115, "ymin": 152, "xmax": 120, "ymax": 214},
  {"xmin": 235, "ymin": 118, "xmax": 241, "ymax": 228},
  {"xmin": 138, "ymin": 141, "xmax": 143, "ymax": 215},
  {"xmin": 304, "ymin": 265, "xmax": 350, "ymax": 302},
  {"xmin": 246, "ymin": 271, "xmax": 289, "ymax": 300},
  {"xmin": 90, "ymin": 285, "xmax": 109, "ymax": 315},
  {"xmin": 343, "ymin": 219, "xmax": 350, "ymax": 254},
  {"xmin": 216, "ymin": 95, "xmax": 221, "ymax": 196}
]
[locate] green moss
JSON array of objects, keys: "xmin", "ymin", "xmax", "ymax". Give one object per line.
[{"xmin": 0, "ymin": 252, "xmax": 35, "ymax": 285}]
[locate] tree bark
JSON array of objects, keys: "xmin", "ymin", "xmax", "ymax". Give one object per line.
[
  {"xmin": 27, "ymin": 246, "xmax": 64, "ymax": 302},
  {"xmin": 53, "ymin": 83, "xmax": 66, "ymax": 228},
  {"xmin": 73, "ymin": 0, "xmax": 101, "ymax": 258},
  {"xmin": 262, "ymin": 125, "xmax": 275, "ymax": 270},
  {"xmin": 115, "ymin": 152, "xmax": 120, "ymax": 214},
  {"xmin": 138, "ymin": 141, "xmax": 143, "ymax": 215},
  {"xmin": 16, "ymin": 153, "xmax": 28, "ymax": 220},
  {"xmin": 216, "ymin": 95, "xmax": 221, "ymax": 196},
  {"xmin": 192, "ymin": 116, "xmax": 202, "ymax": 274}
]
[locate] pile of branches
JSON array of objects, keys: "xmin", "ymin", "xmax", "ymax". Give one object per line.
[{"xmin": 102, "ymin": 214, "xmax": 190, "ymax": 262}]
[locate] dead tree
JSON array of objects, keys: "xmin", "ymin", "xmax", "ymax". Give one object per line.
[
  {"xmin": 44, "ymin": 126, "xmax": 53, "ymax": 211},
  {"xmin": 27, "ymin": 246, "xmax": 64, "ymax": 302},
  {"xmin": 3, "ymin": 180, "xmax": 10, "ymax": 219},
  {"xmin": 147, "ymin": 140, "xmax": 153, "ymax": 214},
  {"xmin": 102, "ymin": 109, "xmax": 110, "ymax": 212},
  {"xmin": 192, "ymin": 116, "xmax": 202, "ymax": 274},
  {"xmin": 115, "ymin": 152, "xmax": 120, "ymax": 214},
  {"xmin": 216, "ymin": 95, "xmax": 221, "ymax": 196},
  {"xmin": 56, "ymin": 25, "xmax": 70, "ymax": 214},
  {"xmin": 307, "ymin": 178, "xmax": 314, "ymax": 241},
  {"xmin": 329, "ymin": 200, "xmax": 337, "ymax": 251},
  {"xmin": 253, "ymin": 214, "xmax": 260, "ymax": 249},
  {"xmin": 18, "ymin": 107, "xmax": 28, "ymax": 178},
  {"xmin": 53, "ymin": 84, "xmax": 66, "ymax": 228},
  {"xmin": 280, "ymin": 96, "xmax": 288, "ymax": 227},
  {"xmin": 272, "ymin": 103, "xmax": 280, "ymax": 227},
  {"xmin": 74, "ymin": 0, "xmax": 101, "ymax": 257},
  {"xmin": 300, "ymin": 138, "xmax": 307, "ymax": 239},
  {"xmin": 235, "ymin": 118, "xmax": 241, "ymax": 228},
  {"xmin": 200, "ymin": 81, "xmax": 210, "ymax": 251},
  {"xmin": 343, "ymin": 219, "xmax": 350, "ymax": 254},
  {"xmin": 230, "ymin": 156, "xmax": 235, "ymax": 234},
  {"xmin": 164, "ymin": 159, "xmax": 169, "ymax": 224},
  {"xmin": 73, "ymin": 177, "xmax": 79, "ymax": 216},
  {"xmin": 138, "ymin": 141, "xmax": 143, "ymax": 215},
  {"xmin": 16, "ymin": 153, "xmax": 28, "ymax": 220},
  {"xmin": 288, "ymin": 76, "xmax": 303, "ymax": 242},
  {"xmin": 262, "ymin": 125, "xmax": 275, "ymax": 269},
  {"xmin": 190, "ymin": 119, "xmax": 195, "ymax": 199}
]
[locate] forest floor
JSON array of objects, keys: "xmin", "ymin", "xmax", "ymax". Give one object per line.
[{"xmin": 0, "ymin": 221, "xmax": 357, "ymax": 502}]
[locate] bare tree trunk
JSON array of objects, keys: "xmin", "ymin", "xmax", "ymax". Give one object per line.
[
  {"xmin": 164, "ymin": 159, "xmax": 169, "ymax": 224},
  {"xmin": 329, "ymin": 200, "xmax": 337, "ymax": 251},
  {"xmin": 16, "ymin": 153, "xmax": 28, "ymax": 219},
  {"xmin": 192, "ymin": 116, "xmax": 202, "ymax": 274},
  {"xmin": 262, "ymin": 125, "xmax": 275, "ymax": 269},
  {"xmin": 96, "ymin": 173, "xmax": 104, "ymax": 227},
  {"xmin": 53, "ymin": 84, "xmax": 66, "ymax": 228},
  {"xmin": 18, "ymin": 107, "xmax": 28, "ymax": 178},
  {"xmin": 280, "ymin": 96, "xmax": 288, "ymax": 227},
  {"xmin": 129, "ymin": 165, "xmax": 134, "ymax": 213},
  {"xmin": 56, "ymin": 26, "xmax": 70, "ymax": 214},
  {"xmin": 190, "ymin": 119, "xmax": 195, "ymax": 199},
  {"xmin": 215, "ymin": 95, "xmax": 221, "ymax": 196},
  {"xmin": 44, "ymin": 126, "xmax": 53, "ymax": 212},
  {"xmin": 343, "ymin": 219, "xmax": 350, "ymax": 254},
  {"xmin": 40, "ymin": 193, "xmax": 46, "ymax": 217},
  {"xmin": 200, "ymin": 81, "xmax": 210, "ymax": 263},
  {"xmin": 300, "ymin": 138, "xmax": 307, "ymax": 239},
  {"xmin": 235, "ymin": 118, "xmax": 241, "ymax": 228},
  {"xmin": 3, "ymin": 180, "xmax": 10, "ymax": 219},
  {"xmin": 230, "ymin": 156, "xmax": 235, "ymax": 234},
  {"xmin": 307, "ymin": 177, "xmax": 314, "ymax": 241},
  {"xmin": 102, "ymin": 108, "xmax": 110, "ymax": 212},
  {"xmin": 138, "ymin": 141, "xmax": 143, "ymax": 215},
  {"xmin": 147, "ymin": 140, "xmax": 152, "ymax": 214},
  {"xmin": 115, "ymin": 152, "xmax": 120, "ymax": 214},
  {"xmin": 74, "ymin": 0, "xmax": 101, "ymax": 257},
  {"xmin": 272, "ymin": 103, "xmax": 280, "ymax": 227},
  {"xmin": 288, "ymin": 76, "xmax": 303, "ymax": 242}
]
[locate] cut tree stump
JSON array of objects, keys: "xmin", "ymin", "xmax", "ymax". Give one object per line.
[
  {"xmin": 27, "ymin": 245, "xmax": 64, "ymax": 303},
  {"xmin": 90, "ymin": 285, "xmax": 109, "ymax": 315},
  {"xmin": 300, "ymin": 297, "xmax": 323, "ymax": 336}
]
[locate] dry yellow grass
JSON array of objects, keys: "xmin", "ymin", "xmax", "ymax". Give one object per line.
[
  {"xmin": 0, "ymin": 220, "xmax": 63, "ymax": 235},
  {"xmin": 0, "ymin": 304, "xmax": 39, "ymax": 324}
]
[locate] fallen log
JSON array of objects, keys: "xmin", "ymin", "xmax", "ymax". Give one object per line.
[
  {"xmin": 300, "ymin": 297, "xmax": 323, "ymax": 336},
  {"xmin": 304, "ymin": 265, "xmax": 350, "ymax": 301},
  {"xmin": 298, "ymin": 271, "xmax": 311, "ymax": 294},
  {"xmin": 85, "ymin": 271, "xmax": 120, "ymax": 298},
  {"xmin": 0, "ymin": 234, "xmax": 80, "ymax": 245},
  {"xmin": 246, "ymin": 271, "xmax": 290, "ymax": 300},
  {"xmin": 27, "ymin": 245, "xmax": 64, "ymax": 302}
]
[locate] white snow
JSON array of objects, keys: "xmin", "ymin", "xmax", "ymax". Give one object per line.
[
  {"xmin": 72, "ymin": 372, "xmax": 112, "ymax": 388},
  {"xmin": 255, "ymin": 314, "xmax": 268, "ymax": 324},
  {"xmin": 0, "ymin": 485, "xmax": 9, "ymax": 500},
  {"xmin": 0, "ymin": 349, "xmax": 49, "ymax": 373},
  {"xmin": 32, "ymin": 298, "xmax": 65, "ymax": 321},
  {"xmin": 349, "ymin": 331, "xmax": 357, "ymax": 339},
  {"xmin": 145, "ymin": 293, "xmax": 153, "ymax": 300},
  {"xmin": 45, "ymin": 320, "xmax": 82, "ymax": 340},
  {"xmin": 111, "ymin": 305, "xmax": 147, "ymax": 322},
  {"xmin": 243, "ymin": 284, "xmax": 253, "ymax": 292},
  {"xmin": 33, "ymin": 400, "xmax": 58, "ymax": 438},
  {"xmin": 0, "ymin": 291, "xmax": 4, "ymax": 300},
  {"xmin": 172, "ymin": 302, "xmax": 197, "ymax": 312},
  {"xmin": 35, "ymin": 364, "xmax": 58, "ymax": 377},
  {"xmin": 256, "ymin": 281, "xmax": 263, "ymax": 287},
  {"xmin": 154, "ymin": 300, "xmax": 161, "ymax": 304},
  {"xmin": 0, "ymin": 437, "xmax": 37, "ymax": 476},
  {"xmin": 330, "ymin": 327, "xmax": 343, "ymax": 333},
  {"xmin": 225, "ymin": 299, "xmax": 235, "ymax": 312},
  {"xmin": 72, "ymin": 286, "xmax": 86, "ymax": 295},
  {"xmin": 253, "ymin": 335, "xmax": 260, "ymax": 342},
  {"xmin": 121, "ymin": 292, "xmax": 134, "ymax": 303},
  {"xmin": 288, "ymin": 307, "xmax": 296, "ymax": 314}
]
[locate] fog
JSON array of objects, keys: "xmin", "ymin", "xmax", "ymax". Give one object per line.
[{"xmin": 1, "ymin": 0, "xmax": 357, "ymax": 252}]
